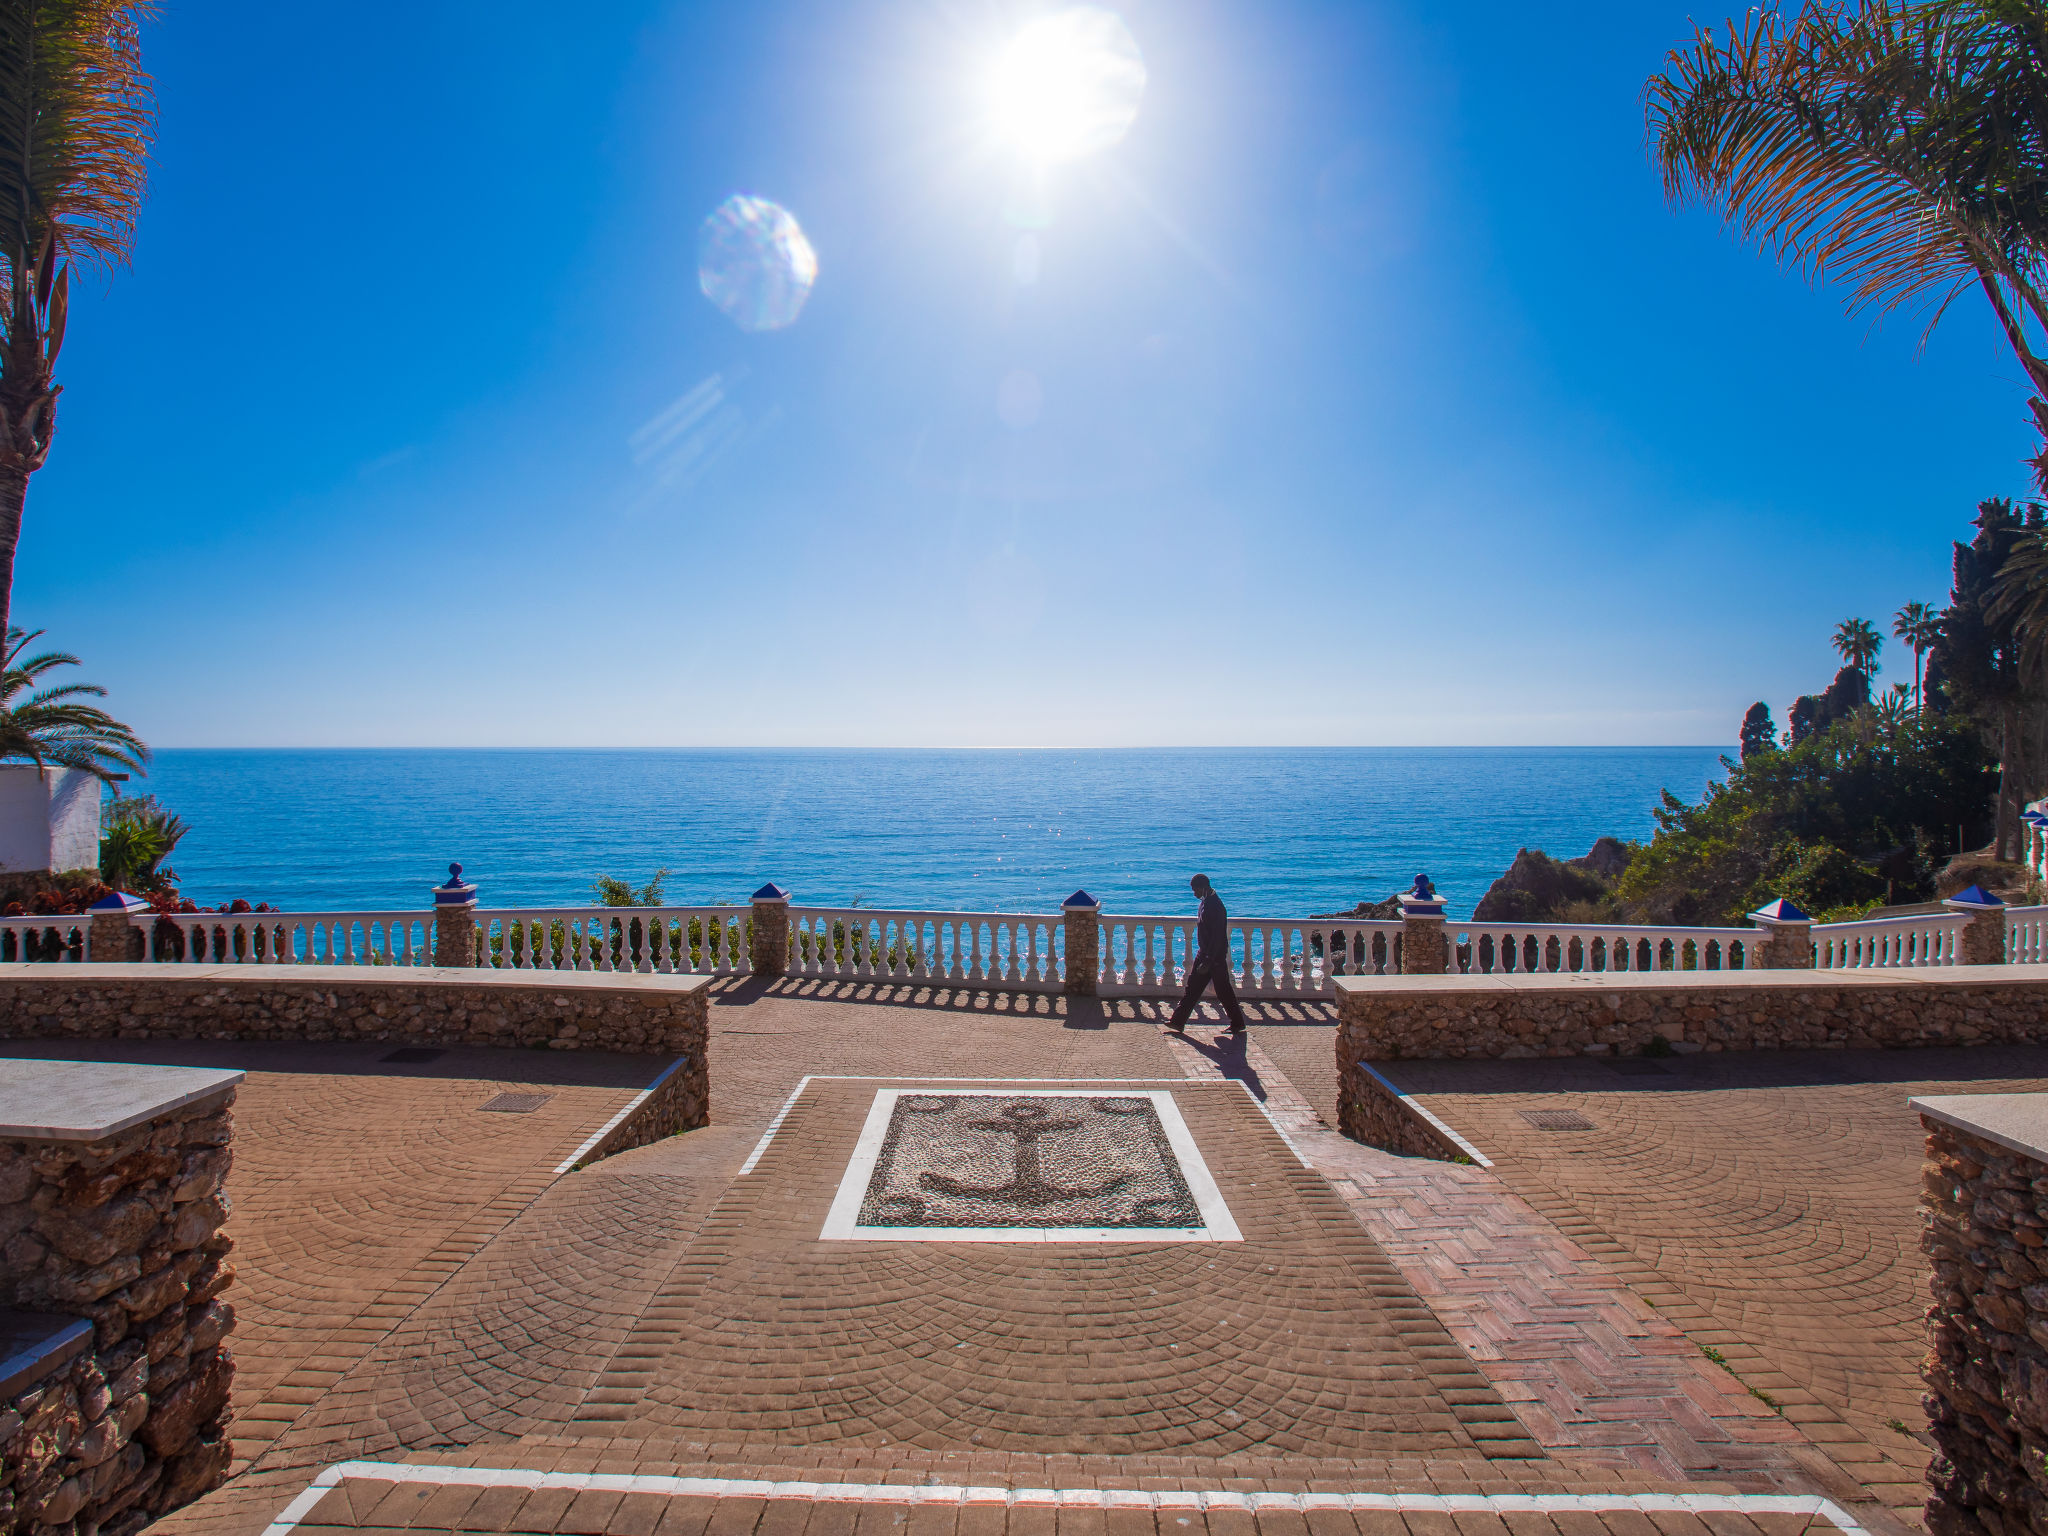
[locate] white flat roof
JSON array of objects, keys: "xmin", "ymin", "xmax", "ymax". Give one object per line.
[{"xmin": 0, "ymin": 1058, "xmax": 244, "ymax": 1141}]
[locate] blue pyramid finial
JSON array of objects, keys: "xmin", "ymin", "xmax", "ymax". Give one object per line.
[{"xmin": 1749, "ymin": 897, "xmax": 1810, "ymax": 923}]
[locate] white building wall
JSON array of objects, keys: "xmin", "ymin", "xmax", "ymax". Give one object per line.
[{"xmin": 0, "ymin": 764, "xmax": 102, "ymax": 875}]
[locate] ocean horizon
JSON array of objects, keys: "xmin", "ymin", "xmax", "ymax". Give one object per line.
[{"xmin": 134, "ymin": 747, "xmax": 1734, "ymax": 920}]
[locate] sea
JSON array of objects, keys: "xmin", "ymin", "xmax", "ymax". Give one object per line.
[{"xmin": 133, "ymin": 748, "xmax": 1732, "ymax": 920}]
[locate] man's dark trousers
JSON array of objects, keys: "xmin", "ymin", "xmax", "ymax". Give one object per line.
[{"xmin": 1168, "ymin": 951, "xmax": 1247, "ymax": 1032}]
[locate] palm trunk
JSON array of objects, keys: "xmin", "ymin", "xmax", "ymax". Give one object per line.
[
  {"xmin": 1915, "ymin": 650, "xmax": 1924, "ymax": 714},
  {"xmin": 0, "ymin": 462, "xmax": 25, "ymax": 649},
  {"xmin": 2001, "ymin": 700, "xmax": 2025, "ymax": 862}
]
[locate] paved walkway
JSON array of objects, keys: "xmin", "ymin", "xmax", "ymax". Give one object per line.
[{"xmin": 17, "ymin": 985, "xmax": 1985, "ymax": 1536}]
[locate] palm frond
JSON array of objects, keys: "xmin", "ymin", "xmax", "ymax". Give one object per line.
[{"xmin": 0, "ymin": 0, "xmax": 154, "ymax": 293}]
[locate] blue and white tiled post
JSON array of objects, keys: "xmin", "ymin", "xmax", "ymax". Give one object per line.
[
  {"xmin": 1944, "ymin": 884, "xmax": 2008, "ymax": 966},
  {"xmin": 433, "ymin": 863, "xmax": 478, "ymax": 968},
  {"xmin": 1062, "ymin": 889, "xmax": 1100, "ymax": 997},
  {"xmin": 1397, "ymin": 875, "xmax": 1447, "ymax": 975},
  {"xmin": 87, "ymin": 890, "xmax": 149, "ymax": 962},
  {"xmin": 751, "ymin": 883, "xmax": 791, "ymax": 976},
  {"xmin": 1747, "ymin": 898, "xmax": 1813, "ymax": 969}
]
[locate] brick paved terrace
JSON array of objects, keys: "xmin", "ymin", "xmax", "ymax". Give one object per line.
[{"xmin": 10, "ymin": 978, "xmax": 2032, "ymax": 1536}]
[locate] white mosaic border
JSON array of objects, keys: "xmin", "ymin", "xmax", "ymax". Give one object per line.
[
  {"xmin": 260, "ymin": 1460, "xmax": 1873, "ymax": 1536},
  {"xmin": 819, "ymin": 1088, "xmax": 1242, "ymax": 1243}
]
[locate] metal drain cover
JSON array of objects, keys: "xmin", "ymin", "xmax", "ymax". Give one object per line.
[
  {"xmin": 480, "ymin": 1092, "xmax": 553, "ymax": 1114},
  {"xmin": 380, "ymin": 1047, "xmax": 444, "ymax": 1064},
  {"xmin": 1521, "ymin": 1108, "xmax": 1597, "ymax": 1131}
]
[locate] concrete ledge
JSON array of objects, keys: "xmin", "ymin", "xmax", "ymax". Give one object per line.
[
  {"xmin": 1912, "ymin": 1093, "xmax": 2048, "ymax": 1163},
  {"xmin": 0, "ymin": 1311, "xmax": 90, "ymax": 1397},
  {"xmin": 0, "ymin": 1058, "xmax": 244, "ymax": 1139}
]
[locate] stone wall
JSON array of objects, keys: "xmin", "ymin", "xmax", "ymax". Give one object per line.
[
  {"xmin": 1343, "ymin": 1062, "xmax": 1475, "ymax": 1163},
  {"xmin": 568, "ymin": 1057, "xmax": 709, "ymax": 1168},
  {"xmin": 1335, "ymin": 967, "xmax": 2048, "ymax": 1065},
  {"xmin": 0, "ymin": 1088, "xmax": 237, "ymax": 1535},
  {"xmin": 1920, "ymin": 1114, "xmax": 2048, "ymax": 1536},
  {"xmin": 0, "ymin": 964, "xmax": 712, "ymax": 1058}
]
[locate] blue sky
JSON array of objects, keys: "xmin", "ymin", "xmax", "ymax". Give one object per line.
[{"xmin": 37, "ymin": 0, "xmax": 2029, "ymax": 747}]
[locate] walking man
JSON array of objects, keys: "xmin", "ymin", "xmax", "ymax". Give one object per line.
[{"xmin": 1167, "ymin": 873, "xmax": 1247, "ymax": 1037}]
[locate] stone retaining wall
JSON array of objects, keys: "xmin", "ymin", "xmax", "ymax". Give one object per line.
[
  {"xmin": 0, "ymin": 964, "xmax": 712, "ymax": 1057},
  {"xmin": 1342, "ymin": 1062, "xmax": 1476, "ymax": 1164},
  {"xmin": 1919, "ymin": 1113, "xmax": 2048, "ymax": 1535},
  {"xmin": 1335, "ymin": 967, "xmax": 2048, "ymax": 1064},
  {"xmin": 0, "ymin": 1088, "xmax": 237, "ymax": 1535},
  {"xmin": 567, "ymin": 1057, "xmax": 707, "ymax": 1169}
]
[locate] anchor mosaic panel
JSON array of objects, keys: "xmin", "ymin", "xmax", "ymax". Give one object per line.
[{"xmin": 820, "ymin": 1088, "xmax": 1240, "ymax": 1243}]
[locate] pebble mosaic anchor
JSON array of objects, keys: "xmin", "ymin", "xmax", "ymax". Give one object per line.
[{"xmin": 820, "ymin": 1088, "xmax": 1241, "ymax": 1243}]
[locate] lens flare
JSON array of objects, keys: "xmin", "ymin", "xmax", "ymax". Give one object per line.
[
  {"xmin": 988, "ymin": 7, "xmax": 1146, "ymax": 164},
  {"xmin": 697, "ymin": 195, "xmax": 818, "ymax": 333}
]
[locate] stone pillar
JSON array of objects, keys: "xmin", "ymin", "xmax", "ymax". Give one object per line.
[
  {"xmin": 0, "ymin": 1059, "xmax": 243, "ymax": 1529},
  {"xmin": 1061, "ymin": 890, "xmax": 1100, "ymax": 997},
  {"xmin": 1397, "ymin": 876, "xmax": 1447, "ymax": 976},
  {"xmin": 432, "ymin": 863, "xmax": 477, "ymax": 968},
  {"xmin": 1945, "ymin": 885, "xmax": 2009, "ymax": 966},
  {"xmin": 1747, "ymin": 898, "xmax": 1813, "ymax": 969},
  {"xmin": 750, "ymin": 883, "xmax": 790, "ymax": 977},
  {"xmin": 86, "ymin": 891, "xmax": 149, "ymax": 962},
  {"xmin": 1914, "ymin": 1092, "xmax": 2048, "ymax": 1536}
]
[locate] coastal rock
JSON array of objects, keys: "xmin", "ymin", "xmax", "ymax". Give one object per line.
[{"xmin": 1471, "ymin": 841, "xmax": 1629, "ymax": 923}]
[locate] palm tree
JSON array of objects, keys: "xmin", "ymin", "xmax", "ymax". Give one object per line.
[
  {"xmin": 1645, "ymin": 2, "xmax": 2048, "ymax": 487},
  {"xmin": 0, "ymin": 3, "xmax": 154, "ymax": 645},
  {"xmin": 0, "ymin": 626, "xmax": 144, "ymax": 779},
  {"xmin": 1832, "ymin": 616, "xmax": 1884, "ymax": 674},
  {"xmin": 1893, "ymin": 600, "xmax": 1942, "ymax": 710}
]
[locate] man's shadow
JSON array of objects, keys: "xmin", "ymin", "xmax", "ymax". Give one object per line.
[{"xmin": 1172, "ymin": 1023, "xmax": 1267, "ymax": 1103}]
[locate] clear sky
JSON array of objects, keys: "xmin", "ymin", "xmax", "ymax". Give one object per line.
[{"xmin": 35, "ymin": 0, "xmax": 2032, "ymax": 748}]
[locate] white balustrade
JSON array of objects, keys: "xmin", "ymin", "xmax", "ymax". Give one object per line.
[
  {"xmin": 1096, "ymin": 916, "xmax": 1403, "ymax": 997},
  {"xmin": 474, "ymin": 906, "xmax": 750, "ymax": 975},
  {"xmin": 1447, "ymin": 922, "xmax": 1756, "ymax": 975},
  {"xmin": 1810, "ymin": 911, "xmax": 1964, "ymax": 969},
  {"xmin": 2009, "ymin": 904, "xmax": 2048, "ymax": 964},
  {"xmin": 784, "ymin": 907, "xmax": 1063, "ymax": 990},
  {"xmin": 145, "ymin": 911, "xmax": 433, "ymax": 966},
  {"xmin": 0, "ymin": 915, "xmax": 88, "ymax": 962}
]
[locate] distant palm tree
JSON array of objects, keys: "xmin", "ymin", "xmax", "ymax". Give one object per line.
[
  {"xmin": 1832, "ymin": 617, "xmax": 1883, "ymax": 675},
  {"xmin": 0, "ymin": 2, "xmax": 156, "ymax": 645},
  {"xmin": 1893, "ymin": 601, "xmax": 1941, "ymax": 710},
  {"xmin": 1877, "ymin": 682, "xmax": 1912, "ymax": 728},
  {"xmin": 0, "ymin": 626, "xmax": 145, "ymax": 779}
]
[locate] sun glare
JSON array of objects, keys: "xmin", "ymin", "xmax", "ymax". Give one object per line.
[{"xmin": 988, "ymin": 7, "xmax": 1147, "ymax": 164}]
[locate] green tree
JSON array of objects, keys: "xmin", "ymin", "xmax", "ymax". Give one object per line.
[
  {"xmin": 1893, "ymin": 600, "xmax": 1941, "ymax": 710},
  {"xmin": 98, "ymin": 793, "xmax": 185, "ymax": 893},
  {"xmin": 1740, "ymin": 702, "xmax": 1778, "ymax": 760},
  {"xmin": 1936, "ymin": 498, "xmax": 2034, "ymax": 857},
  {"xmin": 1645, "ymin": 1, "xmax": 2048, "ymax": 487},
  {"xmin": 0, "ymin": 1, "xmax": 155, "ymax": 644},
  {"xmin": 1833, "ymin": 617, "xmax": 1884, "ymax": 674},
  {"xmin": 0, "ymin": 625, "xmax": 143, "ymax": 780},
  {"xmin": 593, "ymin": 869, "xmax": 669, "ymax": 907},
  {"xmin": 1613, "ymin": 708, "xmax": 1997, "ymax": 924}
]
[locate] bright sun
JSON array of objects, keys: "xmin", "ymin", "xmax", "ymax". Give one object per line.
[{"xmin": 988, "ymin": 7, "xmax": 1147, "ymax": 164}]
